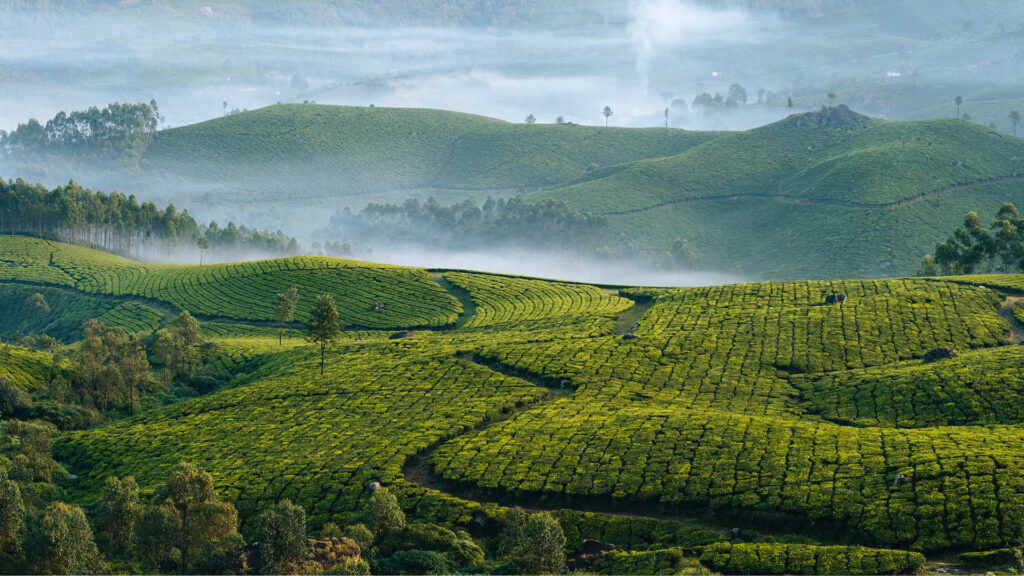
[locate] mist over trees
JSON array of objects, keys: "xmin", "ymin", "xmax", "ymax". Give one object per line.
[
  {"xmin": 0, "ymin": 101, "xmax": 160, "ymax": 167},
  {"xmin": 0, "ymin": 178, "xmax": 300, "ymax": 261},
  {"xmin": 325, "ymin": 196, "xmax": 617, "ymax": 255}
]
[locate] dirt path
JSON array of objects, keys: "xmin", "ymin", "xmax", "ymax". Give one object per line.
[
  {"xmin": 998, "ymin": 296, "xmax": 1024, "ymax": 343},
  {"xmin": 601, "ymin": 174, "xmax": 1024, "ymax": 217},
  {"xmin": 398, "ymin": 353, "xmax": 857, "ymax": 543},
  {"xmin": 429, "ymin": 272, "xmax": 477, "ymax": 329},
  {"xmin": 612, "ymin": 293, "xmax": 654, "ymax": 336}
]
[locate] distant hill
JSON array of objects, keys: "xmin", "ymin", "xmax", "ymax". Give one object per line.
[
  {"xmin": 532, "ymin": 107, "xmax": 1024, "ymax": 278},
  {"xmin": 140, "ymin": 103, "xmax": 719, "ymax": 201},
  {"xmin": 14, "ymin": 102, "xmax": 1024, "ymax": 280}
]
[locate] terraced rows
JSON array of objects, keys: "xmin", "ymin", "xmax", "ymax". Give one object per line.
[
  {"xmin": 430, "ymin": 396, "xmax": 1024, "ymax": 551},
  {"xmin": 56, "ymin": 342, "xmax": 548, "ymax": 530},
  {"xmin": 698, "ymin": 542, "xmax": 925, "ymax": 575},
  {"xmin": 427, "ymin": 278, "xmax": 1024, "ymax": 551},
  {"xmin": 1, "ymin": 236, "xmax": 462, "ymax": 329},
  {"xmin": 793, "ymin": 346, "xmax": 1024, "ymax": 427},
  {"xmin": 0, "ymin": 344, "xmax": 62, "ymax": 392},
  {"xmin": 444, "ymin": 272, "xmax": 632, "ymax": 329},
  {"xmin": 0, "ymin": 282, "xmax": 165, "ymax": 342},
  {"xmin": 94, "ymin": 302, "xmax": 164, "ymax": 334},
  {"xmin": 464, "ymin": 279, "xmax": 1009, "ymax": 416},
  {"xmin": 29, "ymin": 236, "xmax": 1024, "ymax": 569},
  {"xmin": 629, "ymin": 279, "xmax": 1007, "ymax": 373}
]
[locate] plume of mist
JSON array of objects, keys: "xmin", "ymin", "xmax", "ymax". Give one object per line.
[{"xmin": 627, "ymin": 0, "xmax": 766, "ymax": 96}]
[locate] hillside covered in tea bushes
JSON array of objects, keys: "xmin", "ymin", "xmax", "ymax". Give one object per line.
[{"xmin": 4, "ymin": 237, "xmax": 1024, "ymax": 573}]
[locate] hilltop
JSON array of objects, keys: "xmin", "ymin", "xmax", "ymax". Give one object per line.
[
  {"xmin": 142, "ymin": 104, "xmax": 719, "ymax": 202},
  {"xmin": 5, "ymin": 236, "xmax": 1024, "ymax": 573}
]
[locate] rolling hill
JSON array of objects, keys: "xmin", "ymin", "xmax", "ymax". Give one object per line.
[
  {"xmin": 141, "ymin": 104, "xmax": 721, "ymax": 203},
  {"xmin": 5, "ymin": 237, "xmax": 1024, "ymax": 573},
  {"xmin": 125, "ymin": 104, "xmax": 1024, "ymax": 280},
  {"xmin": 533, "ymin": 107, "xmax": 1024, "ymax": 278},
  {"xmin": 10, "ymin": 103, "xmax": 1024, "ymax": 280}
]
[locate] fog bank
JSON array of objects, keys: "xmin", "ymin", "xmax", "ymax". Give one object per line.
[{"xmin": 361, "ymin": 246, "xmax": 743, "ymax": 287}]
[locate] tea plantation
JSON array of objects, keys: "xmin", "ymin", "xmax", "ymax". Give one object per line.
[
  {"xmin": 7, "ymin": 236, "xmax": 1024, "ymax": 573},
  {"xmin": 0, "ymin": 344, "xmax": 65, "ymax": 392},
  {"xmin": 0, "ymin": 235, "xmax": 461, "ymax": 329}
]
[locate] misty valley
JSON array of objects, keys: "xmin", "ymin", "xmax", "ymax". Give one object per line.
[{"xmin": 3, "ymin": 2, "xmax": 1024, "ymax": 576}]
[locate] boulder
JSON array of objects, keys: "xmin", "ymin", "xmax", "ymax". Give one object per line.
[
  {"xmin": 572, "ymin": 539, "xmax": 617, "ymax": 568},
  {"xmin": 389, "ymin": 331, "xmax": 415, "ymax": 340},
  {"xmin": 923, "ymin": 348, "xmax": 957, "ymax": 363},
  {"xmin": 825, "ymin": 293, "xmax": 847, "ymax": 305},
  {"xmin": 366, "ymin": 481, "xmax": 381, "ymax": 493},
  {"xmin": 622, "ymin": 333, "xmax": 641, "ymax": 340}
]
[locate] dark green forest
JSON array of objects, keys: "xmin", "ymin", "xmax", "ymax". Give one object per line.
[{"xmin": 0, "ymin": 178, "xmax": 299, "ymax": 261}]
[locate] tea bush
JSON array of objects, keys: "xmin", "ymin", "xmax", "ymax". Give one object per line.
[{"xmin": 698, "ymin": 542, "xmax": 925, "ymax": 575}]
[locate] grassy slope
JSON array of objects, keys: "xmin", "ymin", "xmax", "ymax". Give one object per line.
[
  {"xmin": 144, "ymin": 104, "xmax": 720, "ymax": 198},
  {"xmin": 0, "ymin": 283, "xmax": 164, "ymax": 342},
  {"xmin": 0, "ymin": 235, "xmax": 461, "ymax": 329},
  {"xmin": 531, "ymin": 115, "xmax": 1024, "ymax": 279},
  {"xmin": 0, "ymin": 344, "xmax": 62, "ymax": 392},
  {"xmin": 540, "ymin": 116, "xmax": 1024, "ymax": 209}
]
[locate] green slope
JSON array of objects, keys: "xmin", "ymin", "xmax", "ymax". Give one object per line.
[
  {"xmin": 0, "ymin": 235, "xmax": 461, "ymax": 329},
  {"xmin": 532, "ymin": 111, "xmax": 1024, "ymax": 279},
  {"xmin": 143, "ymin": 104, "xmax": 721, "ymax": 200},
  {"xmin": 541, "ymin": 112, "xmax": 1024, "ymax": 209},
  {"xmin": 37, "ymin": 239, "xmax": 1024, "ymax": 566}
]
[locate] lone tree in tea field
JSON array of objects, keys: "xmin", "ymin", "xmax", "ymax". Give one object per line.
[
  {"xmin": 516, "ymin": 511, "xmax": 566, "ymax": 575},
  {"xmin": 364, "ymin": 487, "xmax": 405, "ymax": 534},
  {"xmin": 255, "ymin": 499, "xmax": 310, "ymax": 573},
  {"xmin": 306, "ymin": 294, "xmax": 341, "ymax": 375},
  {"xmin": 273, "ymin": 287, "xmax": 300, "ymax": 345},
  {"xmin": 197, "ymin": 236, "xmax": 209, "ymax": 265}
]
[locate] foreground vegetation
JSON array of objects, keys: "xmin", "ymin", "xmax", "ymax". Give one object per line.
[{"xmin": 3, "ymin": 236, "xmax": 1024, "ymax": 574}]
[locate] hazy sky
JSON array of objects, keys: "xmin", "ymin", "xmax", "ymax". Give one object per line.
[{"xmin": 3, "ymin": 0, "xmax": 989, "ymax": 132}]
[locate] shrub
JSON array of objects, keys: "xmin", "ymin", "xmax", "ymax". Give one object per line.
[{"xmin": 374, "ymin": 549, "xmax": 451, "ymax": 575}]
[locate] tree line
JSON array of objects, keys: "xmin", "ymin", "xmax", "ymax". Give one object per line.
[
  {"xmin": 919, "ymin": 202, "xmax": 1024, "ymax": 275},
  {"xmin": 0, "ymin": 101, "xmax": 160, "ymax": 167},
  {"xmin": 0, "ymin": 177, "xmax": 300, "ymax": 261},
  {"xmin": 327, "ymin": 195, "xmax": 620, "ymax": 257}
]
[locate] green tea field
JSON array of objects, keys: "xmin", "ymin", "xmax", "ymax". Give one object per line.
[{"xmin": 5, "ymin": 236, "xmax": 1024, "ymax": 573}]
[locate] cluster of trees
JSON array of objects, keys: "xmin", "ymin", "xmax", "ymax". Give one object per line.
[
  {"xmin": 1, "ymin": 310, "xmax": 228, "ymax": 430},
  {"xmin": 920, "ymin": 203, "xmax": 1024, "ymax": 275},
  {"xmin": 0, "ymin": 451, "xmax": 332, "ymax": 575},
  {"xmin": 0, "ymin": 438, "xmax": 568, "ymax": 576},
  {"xmin": 0, "ymin": 101, "xmax": 161, "ymax": 166},
  {"xmin": 0, "ymin": 178, "xmax": 300, "ymax": 261},
  {"xmin": 693, "ymin": 84, "xmax": 750, "ymax": 109},
  {"xmin": 325, "ymin": 196, "xmax": 615, "ymax": 256},
  {"xmin": 332, "ymin": 489, "xmax": 566, "ymax": 575}
]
